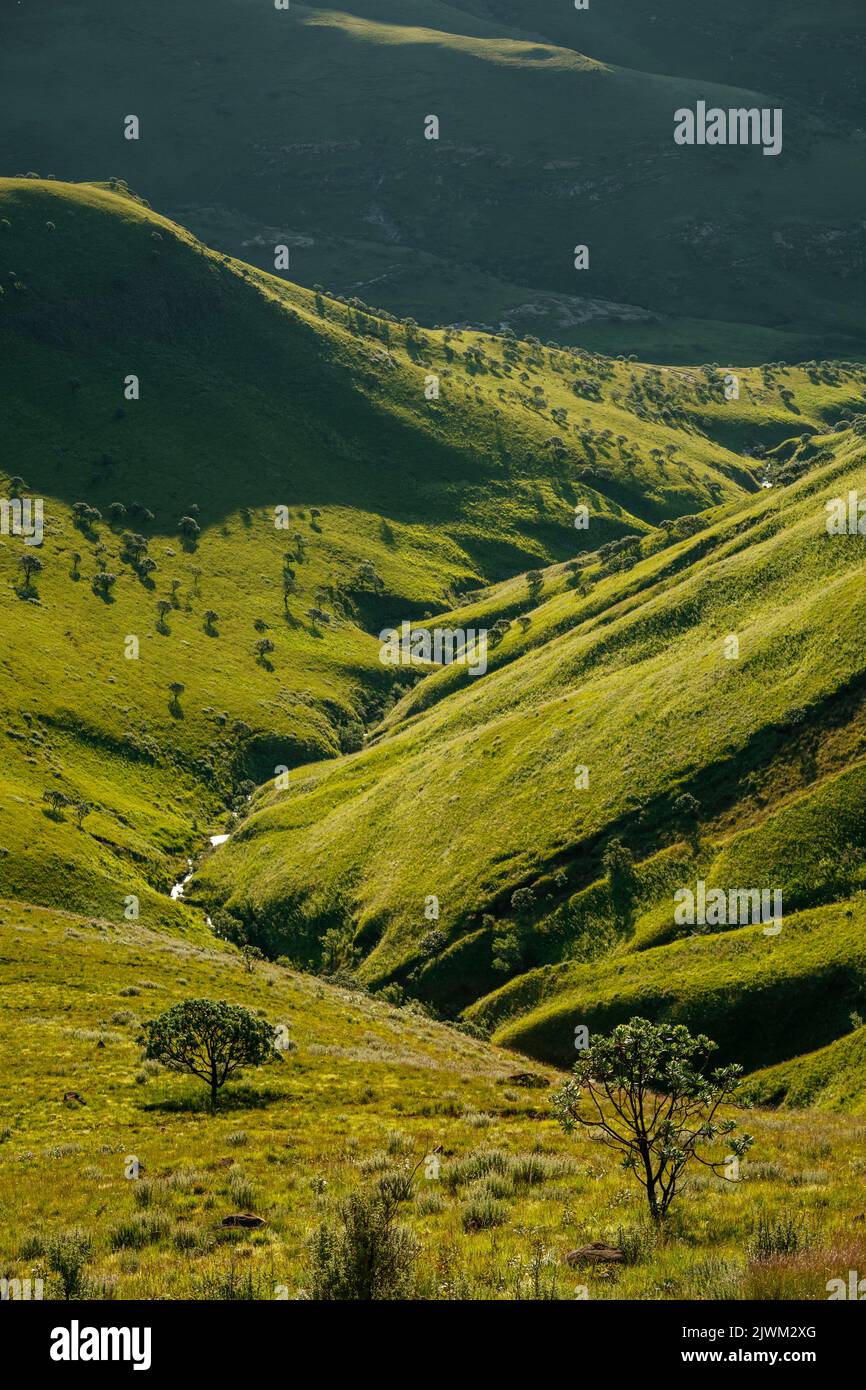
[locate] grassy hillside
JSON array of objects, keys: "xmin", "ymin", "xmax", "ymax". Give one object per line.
[
  {"xmin": 3, "ymin": 177, "xmax": 805, "ymax": 932},
  {"xmin": 194, "ymin": 421, "xmax": 866, "ymax": 1016},
  {"xmin": 4, "ymin": 180, "xmax": 866, "ymax": 1299},
  {"xmin": 468, "ymin": 900, "xmax": 866, "ymax": 1072},
  {"xmin": 2, "ymin": 2, "xmax": 865, "ymax": 359},
  {"xmin": 4, "ymin": 176, "xmax": 742, "ymax": 928},
  {"xmin": 743, "ymin": 1026, "xmax": 866, "ymax": 1115},
  {"xmin": 2, "ymin": 897, "xmax": 865, "ymax": 1301}
]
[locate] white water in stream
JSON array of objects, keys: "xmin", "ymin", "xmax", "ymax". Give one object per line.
[{"xmin": 169, "ymin": 833, "xmax": 230, "ymax": 900}]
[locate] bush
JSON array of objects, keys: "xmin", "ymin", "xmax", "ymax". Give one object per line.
[
  {"xmin": 109, "ymin": 1211, "xmax": 171, "ymax": 1251},
  {"xmin": 460, "ymin": 1190, "xmax": 508, "ymax": 1232},
  {"xmin": 305, "ymin": 1186, "xmax": 417, "ymax": 1300},
  {"xmin": 45, "ymin": 1228, "xmax": 92, "ymax": 1299},
  {"xmin": 749, "ymin": 1215, "xmax": 810, "ymax": 1260}
]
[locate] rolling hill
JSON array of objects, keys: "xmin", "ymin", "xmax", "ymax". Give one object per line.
[
  {"xmin": 1, "ymin": 1, "xmax": 865, "ymax": 360},
  {"xmin": 4, "ymin": 177, "xmax": 866, "ymax": 1300},
  {"xmin": 0, "ymin": 175, "xmax": 766, "ymax": 935}
]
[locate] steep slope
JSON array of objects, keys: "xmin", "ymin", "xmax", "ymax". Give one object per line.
[
  {"xmin": 743, "ymin": 1025, "xmax": 866, "ymax": 1114},
  {"xmin": 4, "ymin": 179, "xmax": 866, "ymax": 1122},
  {"xmin": 2, "ymin": 3, "xmax": 865, "ymax": 359},
  {"xmin": 0, "ymin": 177, "xmax": 754, "ymax": 929},
  {"xmin": 196, "ymin": 416, "xmax": 866, "ymax": 1084}
]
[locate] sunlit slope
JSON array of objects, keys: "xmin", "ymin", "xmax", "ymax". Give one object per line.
[
  {"xmin": 4, "ymin": 898, "xmax": 865, "ymax": 1299},
  {"xmin": 2, "ymin": 3, "xmax": 865, "ymax": 357},
  {"xmin": 469, "ymin": 899, "xmax": 866, "ymax": 1074},
  {"xmin": 742, "ymin": 1025, "xmax": 866, "ymax": 1115},
  {"xmin": 195, "ymin": 427, "xmax": 866, "ymax": 1012},
  {"xmin": 469, "ymin": 0, "xmax": 866, "ymax": 122},
  {"xmin": 0, "ymin": 178, "xmax": 756, "ymax": 927}
]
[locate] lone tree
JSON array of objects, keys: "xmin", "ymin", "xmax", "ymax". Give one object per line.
[
  {"xmin": 92, "ymin": 571, "xmax": 117, "ymax": 600},
  {"xmin": 552, "ymin": 1017, "xmax": 753, "ymax": 1225},
  {"xmin": 18, "ymin": 552, "xmax": 43, "ymax": 594},
  {"xmin": 526, "ymin": 569, "xmax": 544, "ymax": 603},
  {"xmin": 42, "ymin": 788, "xmax": 69, "ymax": 818},
  {"xmin": 143, "ymin": 999, "xmax": 280, "ymax": 1111}
]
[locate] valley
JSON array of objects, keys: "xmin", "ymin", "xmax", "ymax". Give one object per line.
[{"xmin": 2, "ymin": 170, "xmax": 866, "ymax": 1302}]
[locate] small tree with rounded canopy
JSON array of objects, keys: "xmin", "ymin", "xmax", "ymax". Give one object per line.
[
  {"xmin": 143, "ymin": 999, "xmax": 280, "ymax": 1110},
  {"xmin": 553, "ymin": 1017, "xmax": 753, "ymax": 1224},
  {"xmin": 18, "ymin": 553, "xmax": 43, "ymax": 594},
  {"xmin": 178, "ymin": 515, "xmax": 200, "ymax": 548}
]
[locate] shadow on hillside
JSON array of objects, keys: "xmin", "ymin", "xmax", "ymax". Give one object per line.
[{"xmin": 141, "ymin": 1084, "xmax": 286, "ymax": 1114}]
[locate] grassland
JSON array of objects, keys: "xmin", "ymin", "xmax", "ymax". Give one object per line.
[
  {"xmin": 3, "ymin": 177, "xmax": 866, "ymax": 1299},
  {"xmin": 0, "ymin": 175, "xmax": 776, "ymax": 934},
  {"xmin": 2, "ymin": 899, "xmax": 865, "ymax": 1301}
]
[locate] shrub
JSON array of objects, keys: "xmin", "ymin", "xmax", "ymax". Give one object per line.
[
  {"xmin": 305, "ymin": 1185, "xmax": 418, "ymax": 1300},
  {"xmin": 227, "ymin": 1172, "xmax": 257, "ymax": 1211},
  {"xmin": 109, "ymin": 1211, "xmax": 171, "ymax": 1251},
  {"xmin": 749, "ymin": 1215, "xmax": 810, "ymax": 1260},
  {"xmin": 460, "ymin": 1190, "xmax": 507, "ymax": 1232},
  {"xmin": 45, "ymin": 1228, "xmax": 93, "ymax": 1299}
]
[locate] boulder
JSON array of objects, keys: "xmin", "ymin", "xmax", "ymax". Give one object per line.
[{"xmin": 566, "ymin": 1243, "xmax": 625, "ymax": 1265}]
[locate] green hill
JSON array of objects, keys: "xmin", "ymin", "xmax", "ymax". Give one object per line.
[
  {"xmin": 194, "ymin": 420, "xmax": 866, "ymax": 1029},
  {"xmin": 2, "ymin": 2, "xmax": 865, "ymax": 360},
  {"xmin": 743, "ymin": 1025, "xmax": 866, "ymax": 1114},
  {"xmin": 2, "ymin": 176, "xmax": 785, "ymax": 932},
  {"xmin": 4, "ymin": 177, "xmax": 866, "ymax": 1300},
  {"xmin": 3, "ymin": 178, "xmax": 866, "ymax": 1091}
]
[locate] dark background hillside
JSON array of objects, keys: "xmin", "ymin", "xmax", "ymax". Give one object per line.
[{"xmin": 2, "ymin": 0, "xmax": 865, "ymax": 361}]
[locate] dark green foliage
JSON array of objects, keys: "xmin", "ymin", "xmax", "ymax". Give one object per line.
[
  {"xmin": 553, "ymin": 1017, "xmax": 753, "ymax": 1223},
  {"xmin": 142, "ymin": 998, "xmax": 280, "ymax": 1110}
]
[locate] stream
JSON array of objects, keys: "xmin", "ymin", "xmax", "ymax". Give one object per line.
[{"xmin": 169, "ymin": 833, "xmax": 231, "ymax": 901}]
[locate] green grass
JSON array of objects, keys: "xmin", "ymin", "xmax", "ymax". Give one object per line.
[
  {"xmin": 1, "ymin": 175, "xmax": 798, "ymax": 934},
  {"xmin": 469, "ymin": 898, "xmax": 866, "ymax": 1072},
  {"xmin": 196, "ymin": 426, "xmax": 866, "ymax": 1017},
  {"xmin": 744, "ymin": 1026, "xmax": 866, "ymax": 1114},
  {"xmin": 2, "ymin": 899, "xmax": 865, "ymax": 1301},
  {"xmin": 4, "ymin": 178, "xmax": 866, "ymax": 1299}
]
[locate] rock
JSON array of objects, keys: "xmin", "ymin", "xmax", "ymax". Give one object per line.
[
  {"xmin": 221, "ymin": 1214, "xmax": 266, "ymax": 1229},
  {"xmin": 566, "ymin": 1243, "xmax": 625, "ymax": 1265},
  {"xmin": 504, "ymin": 1071, "xmax": 550, "ymax": 1089}
]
